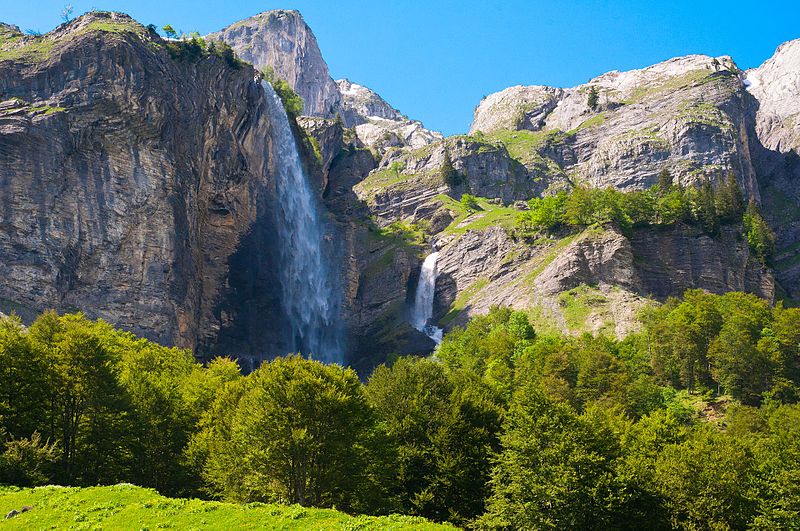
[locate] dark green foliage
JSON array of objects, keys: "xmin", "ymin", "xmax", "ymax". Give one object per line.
[
  {"xmin": 715, "ymin": 172, "xmax": 745, "ymax": 222},
  {"xmin": 514, "ymin": 178, "xmax": 769, "ymax": 251},
  {"xmin": 165, "ymin": 34, "xmax": 244, "ymax": 69},
  {"xmin": 0, "ymin": 311, "xmax": 236, "ymax": 494},
  {"xmin": 587, "ymin": 86, "xmax": 599, "ymax": 109},
  {"xmin": 657, "ymin": 167, "xmax": 673, "ymax": 191},
  {"xmin": 743, "ymin": 200, "xmax": 776, "ymax": 263},
  {"xmin": 643, "ymin": 290, "xmax": 799, "ymax": 404},
  {"xmin": 193, "ymin": 356, "xmax": 371, "ymax": 509},
  {"xmin": 365, "ymin": 358, "xmax": 502, "ymax": 524},
  {"xmin": 459, "ymin": 193, "xmax": 480, "ymax": 212},
  {"xmin": 440, "ymin": 148, "xmax": 462, "ymax": 188},
  {"xmin": 262, "ymin": 66, "xmax": 304, "ymax": 117},
  {"xmin": 0, "ymin": 430, "xmax": 57, "ymax": 487}
]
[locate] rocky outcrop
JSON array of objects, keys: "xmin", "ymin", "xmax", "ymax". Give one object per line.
[
  {"xmin": 431, "ymin": 223, "xmax": 771, "ymax": 337},
  {"xmin": 336, "ymin": 79, "xmax": 403, "ymax": 123},
  {"xmin": 0, "ymin": 13, "xmax": 296, "ymax": 357},
  {"xmin": 745, "ymin": 39, "xmax": 800, "ymax": 153},
  {"xmin": 209, "ymin": 11, "xmax": 442, "ymax": 153},
  {"xmin": 354, "ymin": 136, "xmax": 535, "ymax": 226},
  {"xmin": 208, "ymin": 10, "xmax": 342, "ymax": 118},
  {"xmin": 471, "ymin": 55, "xmax": 759, "ymax": 198},
  {"xmin": 470, "ymin": 85, "xmax": 563, "ymax": 133},
  {"xmin": 743, "ymin": 39, "xmax": 800, "ymax": 303}
]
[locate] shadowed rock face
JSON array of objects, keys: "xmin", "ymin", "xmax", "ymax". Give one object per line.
[{"xmin": 0, "ymin": 12, "xmax": 293, "ymax": 357}]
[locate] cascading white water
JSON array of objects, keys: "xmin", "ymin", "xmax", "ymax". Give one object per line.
[
  {"xmin": 261, "ymin": 80, "xmax": 342, "ymax": 363},
  {"xmin": 411, "ymin": 251, "xmax": 443, "ymax": 344}
]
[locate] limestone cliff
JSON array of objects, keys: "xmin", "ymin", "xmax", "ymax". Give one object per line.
[
  {"xmin": 0, "ymin": 13, "xmax": 298, "ymax": 357},
  {"xmin": 744, "ymin": 39, "xmax": 800, "ymax": 303},
  {"xmin": 207, "ymin": 10, "xmax": 341, "ymax": 118}
]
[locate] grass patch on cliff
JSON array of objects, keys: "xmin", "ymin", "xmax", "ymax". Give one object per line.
[
  {"xmin": 80, "ymin": 19, "xmax": 146, "ymax": 35},
  {"xmin": 622, "ymin": 68, "xmax": 729, "ymax": 105},
  {"xmin": 437, "ymin": 194, "xmax": 518, "ymax": 235},
  {"xmin": 573, "ymin": 112, "xmax": 607, "ymax": 132},
  {"xmin": 558, "ymin": 284, "xmax": 612, "ymax": 333},
  {"xmin": 0, "ymin": 484, "xmax": 452, "ymax": 530},
  {"xmin": 440, "ymin": 277, "xmax": 489, "ymax": 327},
  {"xmin": 676, "ymin": 101, "xmax": 734, "ymax": 131},
  {"xmin": 0, "ymin": 36, "xmax": 56, "ymax": 63}
]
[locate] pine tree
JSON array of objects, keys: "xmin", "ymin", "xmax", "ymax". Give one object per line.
[
  {"xmin": 715, "ymin": 172, "xmax": 745, "ymax": 222},
  {"xmin": 441, "ymin": 147, "xmax": 461, "ymax": 188},
  {"xmin": 587, "ymin": 86, "xmax": 599, "ymax": 110},
  {"xmin": 657, "ymin": 167, "xmax": 673, "ymax": 193},
  {"xmin": 695, "ymin": 180, "xmax": 719, "ymax": 235}
]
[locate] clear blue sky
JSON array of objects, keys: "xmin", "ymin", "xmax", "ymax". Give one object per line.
[{"xmin": 4, "ymin": 1, "xmax": 799, "ymax": 135}]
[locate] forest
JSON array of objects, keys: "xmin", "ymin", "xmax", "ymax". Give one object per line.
[{"xmin": 0, "ymin": 289, "xmax": 799, "ymax": 529}]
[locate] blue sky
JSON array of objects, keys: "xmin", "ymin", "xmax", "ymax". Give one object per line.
[{"xmin": 4, "ymin": 1, "xmax": 799, "ymax": 135}]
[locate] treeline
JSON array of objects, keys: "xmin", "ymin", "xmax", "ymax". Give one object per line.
[
  {"xmin": 1, "ymin": 293, "xmax": 799, "ymax": 528},
  {"xmin": 515, "ymin": 171, "xmax": 775, "ymax": 262}
]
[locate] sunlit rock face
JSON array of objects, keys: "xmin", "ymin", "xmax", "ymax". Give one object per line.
[{"xmin": 208, "ymin": 10, "xmax": 342, "ymax": 118}]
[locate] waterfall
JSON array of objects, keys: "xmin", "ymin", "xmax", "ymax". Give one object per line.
[
  {"xmin": 411, "ymin": 251, "xmax": 443, "ymax": 344},
  {"xmin": 261, "ymin": 80, "xmax": 342, "ymax": 364}
]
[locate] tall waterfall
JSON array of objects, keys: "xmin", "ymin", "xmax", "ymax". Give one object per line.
[
  {"xmin": 261, "ymin": 80, "xmax": 342, "ymax": 363},
  {"xmin": 411, "ymin": 252, "xmax": 443, "ymax": 344}
]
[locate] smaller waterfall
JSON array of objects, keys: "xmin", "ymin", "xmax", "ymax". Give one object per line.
[{"xmin": 411, "ymin": 252, "xmax": 444, "ymax": 344}]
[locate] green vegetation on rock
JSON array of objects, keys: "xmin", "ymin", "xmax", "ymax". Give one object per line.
[{"xmin": 436, "ymin": 194, "xmax": 518, "ymax": 235}]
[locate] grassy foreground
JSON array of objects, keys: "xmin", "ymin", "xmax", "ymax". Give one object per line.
[{"xmin": 0, "ymin": 484, "xmax": 455, "ymax": 530}]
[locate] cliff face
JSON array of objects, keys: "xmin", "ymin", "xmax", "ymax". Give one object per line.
[
  {"xmin": 744, "ymin": 39, "xmax": 800, "ymax": 303},
  {"xmin": 0, "ymin": 13, "xmax": 295, "ymax": 356},
  {"xmin": 471, "ymin": 55, "xmax": 759, "ymax": 197},
  {"xmin": 0, "ymin": 9, "xmax": 796, "ymax": 371}
]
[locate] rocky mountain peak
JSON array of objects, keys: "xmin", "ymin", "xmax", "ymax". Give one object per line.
[
  {"xmin": 207, "ymin": 9, "xmax": 342, "ymax": 117},
  {"xmin": 336, "ymin": 78, "xmax": 404, "ymax": 123},
  {"xmin": 745, "ymin": 38, "xmax": 800, "ymax": 153}
]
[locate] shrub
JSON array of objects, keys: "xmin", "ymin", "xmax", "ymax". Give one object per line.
[
  {"xmin": 460, "ymin": 194, "xmax": 480, "ymax": 212},
  {"xmin": 262, "ymin": 66, "xmax": 304, "ymax": 117}
]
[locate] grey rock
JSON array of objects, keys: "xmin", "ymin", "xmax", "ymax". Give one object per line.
[
  {"xmin": 208, "ymin": 10, "xmax": 341, "ymax": 118},
  {"xmin": 0, "ymin": 12, "xmax": 297, "ymax": 358}
]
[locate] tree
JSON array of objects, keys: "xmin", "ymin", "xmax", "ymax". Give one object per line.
[
  {"xmin": 743, "ymin": 200, "xmax": 775, "ymax": 263},
  {"xmin": 0, "ymin": 430, "xmax": 58, "ymax": 487},
  {"xmin": 441, "ymin": 147, "xmax": 462, "ymax": 188},
  {"xmin": 198, "ymin": 356, "xmax": 371, "ymax": 509},
  {"xmin": 60, "ymin": 4, "xmax": 74, "ymax": 22},
  {"xmin": 460, "ymin": 194, "xmax": 480, "ymax": 212},
  {"xmin": 262, "ymin": 66, "xmax": 304, "ymax": 117},
  {"xmin": 709, "ymin": 292, "xmax": 773, "ymax": 404},
  {"xmin": 715, "ymin": 172, "xmax": 745, "ymax": 222},
  {"xmin": 656, "ymin": 167, "xmax": 673, "ymax": 192},
  {"xmin": 692, "ymin": 180, "xmax": 719, "ymax": 235},
  {"xmin": 652, "ymin": 427, "xmax": 757, "ymax": 529},
  {"xmin": 587, "ymin": 86, "xmax": 599, "ymax": 110},
  {"xmin": 365, "ymin": 356, "xmax": 504, "ymax": 523},
  {"xmin": 563, "ymin": 185, "xmax": 596, "ymax": 226},
  {"xmin": 479, "ymin": 384, "xmax": 621, "ymax": 529},
  {"xmin": 162, "ymin": 24, "xmax": 177, "ymax": 39}
]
